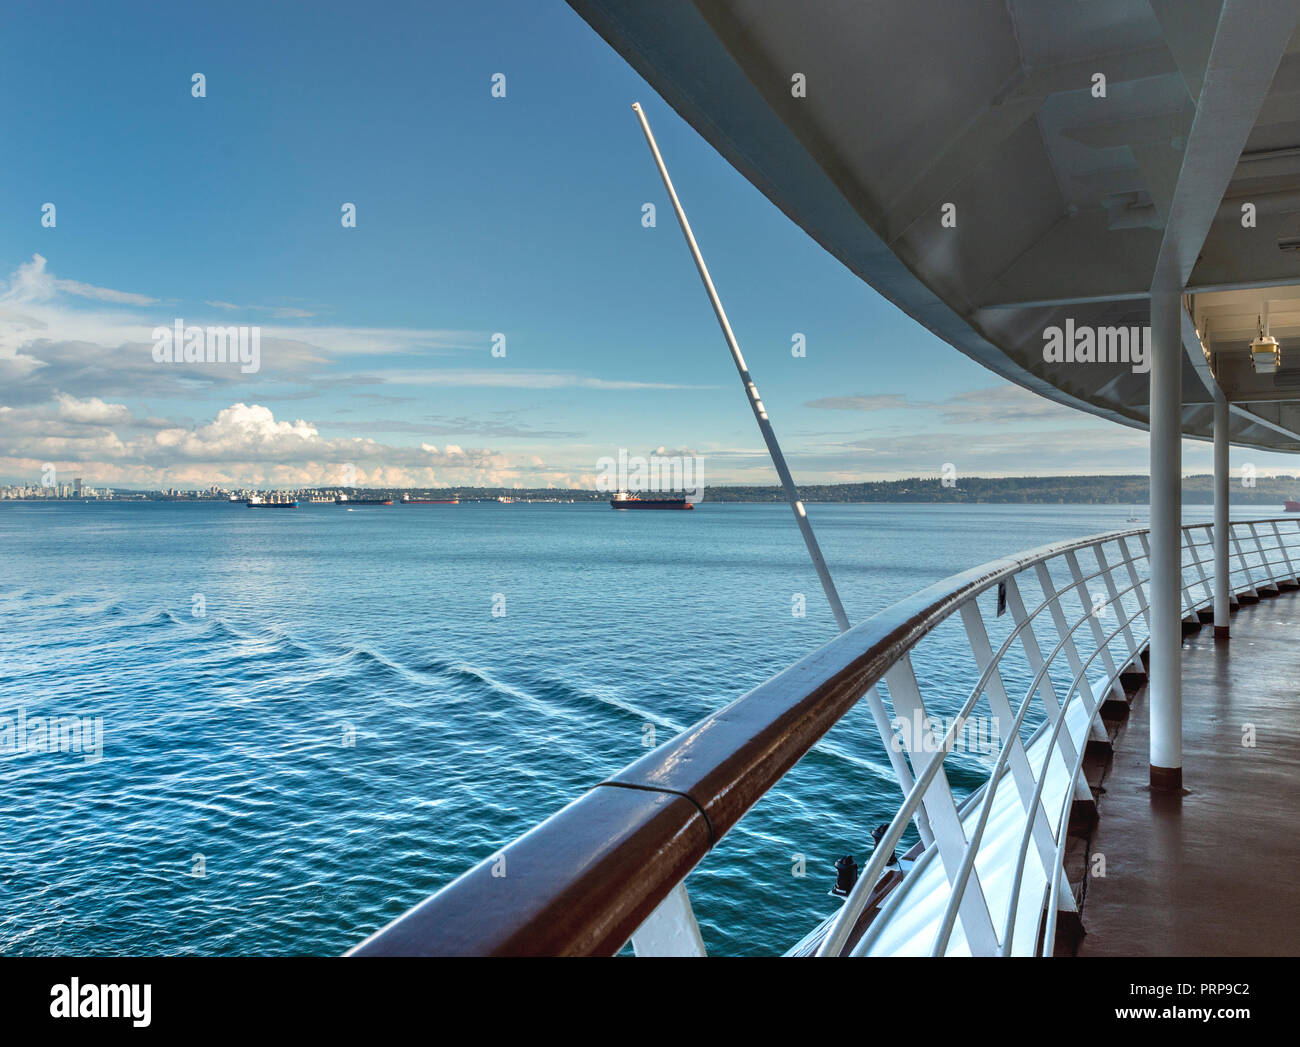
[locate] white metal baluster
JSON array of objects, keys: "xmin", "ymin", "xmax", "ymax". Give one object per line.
[
  {"xmin": 1184, "ymin": 527, "xmax": 1213, "ymax": 611},
  {"xmin": 1005, "ymin": 573, "xmax": 1096, "ymax": 808},
  {"xmin": 1248, "ymin": 522, "xmax": 1278, "ymax": 590},
  {"xmin": 1176, "ymin": 529, "xmax": 1198, "ymax": 619},
  {"xmin": 1036, "ymin": 559, "xmax": 1112, "ymax": 768},
  {"xmin": 883, "ymin": 655, "xmax": 999, "ymax": 955},
  {"xmin": 1271, "ymin": 520, "xmax": 1297, "ymax": 584},
  {"xmin": 1229, "ymin": 522, "xmax": 1258, "ymax": 599},
  {"xmin": 630, "ymin": 881, "xmax": 706, "ymax": 956},
  {"xmin": 1138, "ymin": 532, "xmax": 1159, "ymax": 622},
  {"xmin": 864, "ymin": 683, "xmax": 934, "ymax": 847},
  {"xmin": 958, "ymin": 601, "xmax": 1076, "ymax": 915},
  {"xmin": 1034, "ymin": 561, "xmax": 1104, "ymax": 719},
  {"xmin": 1064, "ymin": 550, "xmax": 1128, "ymax": 706},
  {"xmin": 1094, "ymin": 542, "xmax": 1142, "ymax": 665},
  {"xmin": 1118, "ymin": 534, "xmax": 1152, "ymax": 633},
  {"xmin": 1004, "ymin": 576, "xmax": 1076, "ymax": 752}
]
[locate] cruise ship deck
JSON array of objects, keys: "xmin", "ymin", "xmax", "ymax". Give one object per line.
[
  {"xmin": 347, "ymin": 1, "xmax": 1300, "ymax": 958},
  {"xmin": 1079, "ymin": 589, "xmax": 1300, "ymax": 956}
]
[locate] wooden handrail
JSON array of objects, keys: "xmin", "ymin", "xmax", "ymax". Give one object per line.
[
  {"xmin": 348, "ymin": 786, "xmax": 709, "ymax": 956},
  {"xmin": 347, "ymin": 523, "xmax": 1291, "ymax": 956}
]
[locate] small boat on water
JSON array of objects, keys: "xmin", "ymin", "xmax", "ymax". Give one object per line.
[{"xmin": 610, "ymin": 491, "xmax": 694, "ymax": 510}]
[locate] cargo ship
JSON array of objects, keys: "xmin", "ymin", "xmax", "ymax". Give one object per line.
[
  {"xmin": 401, "ymin": 494, "xmax": 459, "ymax": 504},
  {"xmin": 247, "ymin": 495, "xmax": 298, "ymax": 509},
  {"xmin": 610, "ymin": 491, "xmax": 694, "ymax": 510},
  {"xmin": 1286, "ymin": 499, "xmax": 1300, "ymax": 512},
  {"xmin": 335, "ymin": 494, "xmax": 393, "ymax": 505}
]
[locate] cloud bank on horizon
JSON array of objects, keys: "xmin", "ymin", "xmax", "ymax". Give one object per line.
[
  {"xmin": 2, "ymin": 253, "xmax": 1297, "ymax": 491},
  {"xmin": 0, "ymin": 254, "xmax": 677, "ymax": 489}
]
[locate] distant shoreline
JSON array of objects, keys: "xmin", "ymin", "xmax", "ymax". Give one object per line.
[{"xmin": 3, "ymin": 472, "xmax": 1298, "ymax": 507}]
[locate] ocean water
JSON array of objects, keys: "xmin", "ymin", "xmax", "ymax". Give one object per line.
[{"xmin": 0, "ymin": 500, "xmax": 1242, "ymax": 955}]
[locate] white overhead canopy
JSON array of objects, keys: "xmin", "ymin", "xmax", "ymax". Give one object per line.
[{"xmin": 569, "ymin": 0, "xmax": 1300, "ymax": 452}]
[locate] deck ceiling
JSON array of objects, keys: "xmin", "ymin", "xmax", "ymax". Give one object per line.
[{"xmin": 568, "ymin": 0, "xmax": 1300, "ymax": 453}]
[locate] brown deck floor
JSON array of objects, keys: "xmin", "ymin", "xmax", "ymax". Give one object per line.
[{"xmin": 1078, "ymin": 589, "xmax": 1300, "ymax": 956}]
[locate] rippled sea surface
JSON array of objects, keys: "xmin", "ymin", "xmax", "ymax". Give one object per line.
[{"xmin": 0, "ymin": 500, "xmax": 1233, "ymax": 955}]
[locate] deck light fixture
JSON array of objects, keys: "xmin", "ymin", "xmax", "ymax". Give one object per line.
[{"xmin": 1251, "ymin": 315, "xmax": 1280, "ymax": 374}]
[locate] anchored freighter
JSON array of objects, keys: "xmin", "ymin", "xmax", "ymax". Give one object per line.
[{"xmin": 609, "ymin": 491, "xmax": 693, "ymax": 510}]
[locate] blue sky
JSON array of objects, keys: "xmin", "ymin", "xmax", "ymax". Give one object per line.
[{"xmin": 1, "ymin": 0, "xmax": 1296, "ymax": 489}]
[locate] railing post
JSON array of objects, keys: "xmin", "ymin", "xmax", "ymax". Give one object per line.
[
  {"xmin": 1183, "ymin": 526, "xmax": 1213, "ymax": 613},
  {"xmin": 1229, "ymin": 523, "xmax": 1258, "ymax": 600},
  {"xmin": 958, "ymin": 601, "xmax": 1076, "ymax": 913},
  {"xmin": 1094, "ymin": 543, "xmax": 1143, "ymax": 667},
  {"xmin": 883, "ymin": 656, "xmax": 999, "ymax": 954},
  {"xmin": 630, "ymin": 882, "xmax": 707, "ymax": 956},
  {"xmin": 1033, "ymin": 561, "xmax": 1104, "ymax": 718},
  {"xmin": 1271, "ymin": 521, "xmax": 1297, "ymax": 585},
  {"xmin": 1176, "ymin": 529, "xmax": 1198, "ymax": 620},
  {"xmin": 1002, "ymin": 574, "xmax": 1095, "ymax": 796},
  {"xmin": 1003, "ymin": 576, "xmax": 1071, "ymax": 735},
  {"xmin": 1063, "ymin": 550, "xmax": 1127, "ymax": 707},
  {"xmin": 1248, "ymin": 523, "xmax": 1278, "ymax": 592},
  {"xmin": 864, "ymin": 684, "xmax": 934, "ymax": 847},
  {"xmin": 1117, "ymin": 534, "xmax": 1152, "ymax": 637}
]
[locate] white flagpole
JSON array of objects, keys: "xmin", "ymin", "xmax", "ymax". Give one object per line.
[{"xmin": 631, "ymin": 102, "xmax": 851, "ymax": 632}]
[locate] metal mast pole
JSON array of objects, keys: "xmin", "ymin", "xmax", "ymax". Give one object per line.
[{"xmin": 631, "ymin": 102, "xmax": 851, "ymax": 632}]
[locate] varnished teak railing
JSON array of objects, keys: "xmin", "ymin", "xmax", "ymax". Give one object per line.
[{"xmin": 348, "ymin": 518, "xmax": 1300, "ymax": 957}]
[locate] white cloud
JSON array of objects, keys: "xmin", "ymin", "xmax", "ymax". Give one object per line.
[
  {"xmin": 204, "ymin": 299, "xmax": 316, "ymax": 319},
  {"xmin": 55, "ymin": 393, "xmax": 131, "ymax": 425},
  {"xmin": 0, "ymin": 255, "xmax": 481, "ymax": 372},
  {"xmin": 802, "ymin": 393, "xmax": 918, "ymax": 412},
  {"xmin": 804, "ymin": 384, "xmax": 1077, "ymax": 425},
  {"xmin": 0, "ymin": 400, "xmax": 597, "ymax": 488},
  {"xmin": 381, "ymin": 368, "xmax": 711, "ymax": 390},
  {"xmin": 0, "ymin": 254, "xmax": 157, "ymax": 307}
]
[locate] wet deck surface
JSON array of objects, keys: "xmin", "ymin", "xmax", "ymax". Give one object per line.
[{"xmin": 1078, "ymin": 590, "xmax": 1300, "ymax": 956}]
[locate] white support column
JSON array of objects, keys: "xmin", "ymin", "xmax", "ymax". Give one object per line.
[
  {"xmin": 1148, "ymin": 290, "xmax": 1183, "ymax": 792},
  {"xmin": 1213, "ymin": 386, "xmax": 1230, "ymax": 639}
]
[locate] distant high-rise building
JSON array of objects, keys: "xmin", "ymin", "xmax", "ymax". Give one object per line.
[{"xmin": 74, "ymin": 478, "xmax": 83, "ymax": 497}]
